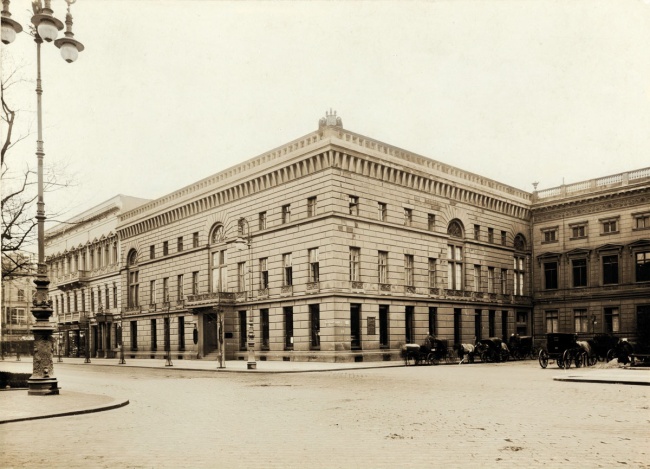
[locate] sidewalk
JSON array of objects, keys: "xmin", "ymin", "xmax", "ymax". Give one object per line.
[{"xmin": 552, "ymin": 367, "xmax": 650, "ymax": 386}]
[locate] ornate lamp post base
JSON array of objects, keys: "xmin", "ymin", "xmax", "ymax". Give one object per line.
[{"xmin": 27, "ymin": 324, "xmax": 59, "ymax": 396}]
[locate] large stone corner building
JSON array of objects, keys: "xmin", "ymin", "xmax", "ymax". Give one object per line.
[{"xmin": 45, "ymin": 113, "xmax": 650, "ymax": 362}]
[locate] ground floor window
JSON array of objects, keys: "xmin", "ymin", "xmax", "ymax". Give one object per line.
[
  {"xmin": 474, "ymin": 309, "xmax": 482, "ymax": 341},
  {"xmin": 603, "ymin": 308, "xmax": 619, "ymax": 333},
  {"xmin": 488, "ymin": 310, "xmax": 495, "ymax": 337},
  {"xmin": 284, "ymin": 307, "xmax": 294, "ymax": 350},
  {"xmin": 380, "ymin": 305, "xmax": 389, "ymax": 348},
  {"xmin": 350, "ymin": 304, "xmax": 361, "ymax": 350},
  {"xmin": 574, "ymin": 309, "xmax": 589, "ymax": 333},
  {"xmin": 428, "ymin": 307, "xmax": 437, "ymax": 337},
  {"xmin": 545, "ymin": 310, "xmax": 558, "ymax": 333},
  {"xmin": 501, "ymin": 311, "xmax": 508, "ymax": 339},
  {"xmin": 260, "ymin": 309, "xmax": 270, "ymax": 350},
  {"xmin": 405, "ymin": 306, "xmax": 414, "ymax": 344},
  {"xmin": 151, "ymin": 319, "xmax": 157, "ymax": 351},
  {"xmin": 178, "ymin": 316, "xmax": 185, "ymax": 351},
  {"xmin": 454, "ymin": 308, "xmax": 462, "ymax": 346},
  {"xmin": 310, "ymin": 304, "xmax": 320, "ymax": 350}
]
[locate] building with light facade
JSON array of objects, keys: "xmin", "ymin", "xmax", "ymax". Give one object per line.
[
  {"xmin": 44, "ymin": 113, "xmax": 650, "ymax": 362},
  {"xmin": 45, "ymin": 195, "xmax": 150, "ymax": 358},
  {"xmin": 1, "ymin": 253, "xmax": 36, "ymax": 357}
]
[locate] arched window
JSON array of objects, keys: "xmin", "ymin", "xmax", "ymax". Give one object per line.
[
  {"xmin": 447, "ymin": 219, "xmax": 464, "ymax": 238},
  {"xmin": 127, "ymin": 249, "xmax": 138, "ymax": 266},
  {"xmin": 514, "ymin": 233, "xmax": 527, "ymax": 251},
  {"xmin": 210, "ymin": 224, "xmax": 225, "ymax": 244}
]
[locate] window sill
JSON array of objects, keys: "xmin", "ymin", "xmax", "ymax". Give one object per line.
[
  {"xmin": 541, "ymin": 240, "xmax": 558, "ymax": 245},
  {"xmin": 600, "ymin": 231, "xmax": 620, "ymax": 236}
]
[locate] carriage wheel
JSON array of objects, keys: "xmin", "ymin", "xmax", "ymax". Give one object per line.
[
  {"xmin": 606, "ymin": 349, "xmax": 616, "ymax": 362},
  {"xmin": 480, "ymin": 351, "xmax": 489, "ymax": 363},
  {"xmin": 587, "ymin": 353, "xmax": 597, "ymax": 367},
  {"xmin": 427, "ymin": 352, "xmax": 439, "ymax": 366},
  {"xmin": 539, "ymin": 350, "xmax": 548, "ymax": 369},
  {"xmin": 557, "ymin": 355, "xmax": 565, "ymax": 369},
  {"xmin": 563, "ymin": 350, "xmax": 572, "ymax": 369}
]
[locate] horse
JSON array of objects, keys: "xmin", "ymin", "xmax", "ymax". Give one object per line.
[{"xmin": 457, "ymin": 343, "xmax": 475, "ymax": 364}]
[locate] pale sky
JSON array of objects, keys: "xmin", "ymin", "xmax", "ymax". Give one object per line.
[{"xmin": 3, "ymin": 0, "xmax": 650, "ymax": 227}]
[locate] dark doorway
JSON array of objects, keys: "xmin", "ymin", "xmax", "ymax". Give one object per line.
[
  {"xmin": 310, "ymin": 304, "xmax": 320, "ymax": 350},
  {"xmin": 203, "ymin": 312, "xmax": 219, "ymax": 354},
  {"xmin": 454, "ymin": 308, "xmax": 462, "ymax": 346},
  {"xmin": 637, "ymin": 305, "xmax": 650, "ymax": 345},
  {"xmin": 501, "ymin": 311, "xmax": 508, "ymax": 340},
  {"xmin": 350, "ymin": 304, "xmax": 361, "ymax": 350},
  {"xmin": 379, "ymin": 305, "xmax": 389, "ymax": 348},
  {"xmin": 284, "ymin": 307, "xmax": 294, "ymax": 350},
  {"xmin": 239, "ymin": 310, "xmax": 247, "ymax": 351},
  {"xmin": 405, "ymin": 306, "xmax": 414, "ymax": 343}
]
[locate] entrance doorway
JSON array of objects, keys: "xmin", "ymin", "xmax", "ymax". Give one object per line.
[
  {"xmin": 350, "ymin": 304, "xmax": 361, "ymax": 350},
  {"xmin": 203, "ymin": 312, "xmax": 219, "ymax": 355}
]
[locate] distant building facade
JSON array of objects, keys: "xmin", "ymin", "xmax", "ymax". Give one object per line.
[
  {"xmin": 531, "ymin": 171, "xmax": 650, "ymax": 344},
  {"xmin": 45, "ymin": 195, "xmax": 150, "ymax": 358},
  {"xmin": 1, "ymin": 252, "xmax": 36, "ymax": 356},
  {"xmin": 43, "ymin": 114, "xmax": 650, "ymax": 362}
]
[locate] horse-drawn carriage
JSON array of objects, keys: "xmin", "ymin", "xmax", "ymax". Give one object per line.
[
  {"xmin": 400, "ymin": 336, "xmax": 451, "ymax": 365},
  {"xmin": 475, "ymin": 337, "xmax": 509, "ymax": 363},
  {"xmin": 507, "ymin": 334, "xmax": 535, "ymax": 360},
  {"xmin": 607, "ymin": 337, "xmax": 650, "ymax": 366},
  {"xmin": 539, "ymin": 333, "xmax": 584, "ymax": 368}
]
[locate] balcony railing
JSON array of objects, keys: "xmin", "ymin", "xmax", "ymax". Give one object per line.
[
  {"xmin": 185, "ymin": 291, "xmax": 235, "ymax": 308},
  {"xmin": 56, "ymin": 270, "xmax": 90, "ymax": 290}
]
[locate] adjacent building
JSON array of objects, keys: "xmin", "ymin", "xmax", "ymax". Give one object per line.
[
  {"xmin": 43, "ymin": 113, "xmax": 650, "ymax": 362},
  {"xmin": 1, "ymin": 252, "xmax": 36, "ymax": 357}
]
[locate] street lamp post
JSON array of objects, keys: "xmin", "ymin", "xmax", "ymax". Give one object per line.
[
  {"xmin": 235, "ymin": 217, "xmax": 256, "ymax": 370},
  {"xmin": 2, "ymin": 0, "xmax": 84, "ymax": 395}
]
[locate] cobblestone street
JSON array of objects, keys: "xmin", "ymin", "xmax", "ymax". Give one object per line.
[{"xmin": 1, "ymin": 360, "xmax": 648, "ymax": 468}]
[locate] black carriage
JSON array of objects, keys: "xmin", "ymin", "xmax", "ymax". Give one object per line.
[
  {"xmin": 508, "ymin": 334, "xmax": 535, "ymax": 360},
  {"xmin": 476, "ymin": 337, "xmax": 509, "ymax": 363},
  {"xmin": 538, "ymin": 333, "xmax": 578, "ymax": 369},
  {"xmin": 590, "ymin": 333, "xmax": 619, "ymax": 362},
  {"xmin": 400, "ymin": 336, "xmax": 450, "ymax": 365},
  {"xmin": 608, "ymin": 338, "xmax": 650, "ymax": 366}
]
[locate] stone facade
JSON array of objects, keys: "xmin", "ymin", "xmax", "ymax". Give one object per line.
[
  {"xmin": 43, "ymin": 114, "xmax": 650, "ymax": 362},
  {"xmin": 531, "ymin": 170, "xmax": 650, "ymax": 344},
  {"xmin": 45, "ymin": 195, "xmax": 150, "ymax": 358}
]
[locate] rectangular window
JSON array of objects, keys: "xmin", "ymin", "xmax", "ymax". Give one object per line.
[
  {"xmin": 378, "ymin": 202, "xmax": 387, "ymax": 222},
  {"xmin": 349, "ymin": 247, "xmax": 360, "ymax": 281},
  {"xmin": 307, "ymin": 196, "xmax": 317, "ymax": 217},
  {"xmin": 150, "ymin": 280, "xmax": 157, "ymax": 305},
  {"xmin": 571, "ymin": 224, "xmax": 587, "ymax": 239},
  {"xmin": 574, "ymin": 309, "xmax": 589, "ymax": 333},
  {"xmin": 308, "ymin": 248, "xmax": 319, "ymax": 282},
  {"xmin": 193, "ymin": 232, "xmax": 199, "ymax": 248},
  {"xmin": 428, "ymin": 214, "xmax": 436, "ymax": 231},
  {"xmin": 283, "ymin": 253, "xmax": 293, "ymax": 286},
  {"xmin": 601, "ymin": 219, "xmax": 618, "ymax": 234},
  {"xmin": 128, "ymin": 271, "xmax": 139, "ymax": 307},
  {"xmin": 488, "ymin": 267, "xmax": 495, "ymax": 293},
  {"xmin": 259, "ymin": 258, "xmax": 269, "ymax": 289},
  {"xmin": 572, "ymin": 258, "xmax": 588, "ymax": 287},
  {"xmin": 163, "ymin": 241, "xmax": 169, "ymax": 256},
  {"xmin": 379, "ymin": 305, "xmax": 389, "ymax": 347},
  {"xmin": 636, "ymin": 251, "xmax": 650, "ymax": 282},
  {"xmin": 544, "ymin": 262, "xmax": 558, "ymax": 290},
  {"xmin": 428, "ymin": 258, "xmax": 436, "ymax": 288},
  {"xmin": 404, "ymin": 254, "xmax": 414, "ymax": 286},
  {"xmin": 447, "ymin": 245, "xmax": 463, "ymax": 290},
  {"xmin": 545, "ymin": 310, "xmax": 558, "ymax": 333},
  {"xmin": 150, "ymin": 245, "xmax": 155, "ymax": 259},
  {"xmin": 543, "ymin": 228, "xmax": 558, "ymax": 243},
  {"xmin": 259, "ymin": 211, "xmax": 267, "ymax": 230},
  {"xmin": 604, "ymin": 307, "xmax": 620, "ymax": 333},
  {"xmin": 634, "ymin": 213, "xmax": 650, "ymax": 230},
  {"xmin": 473, "ymin": 265, "xmax": 481, "ymax": 292},
  {"xmin": 177, "ymin": 236, "xmax": 183, "ymax": 253},
  {"xmin": 178, "ymin": 316, "xmax": 185, "ymax": 351},
  {"xmin": 105, "ymin": 288, "xmax": 110, "ymax": 309},
  {"xmin": 309, "ymin": 304, "xmax": 320, "ymax": 349},
  {"xmin": 163, "ymin": 277, "xmax": 169, "ymax": 303},
  {"xmin": 151, "ymin": 319, "xmax": 157, "ymax": 351},
  {"xmin": 454, "ymin": 309, "xmax": 462, "ymax": 346},
  {"xmin": 130, "ymin": 320, "xmax": 138, "ymax": 350},
  {"xmin": 474, "ymin": 225, "xmax": 480, "ymax": 241},
  {"xmin": 74, "ymin": 292, "xmax": 79, "ymax": 312},
  {"xmin": 237, "ymin": 262, "xmax": 246, "ymax": 292},
  {"xmin": 501, "ymin": 231, "xmax": 507, "ymax": 246},
  {"xmin": 488, "ymin": 310, "xmax": 496, "ymax": 337},
  {"xmin": 514, "ymin": 257, "xmax": 525, "ymax": 295},
  {"xmin": 602, "ymin": 255, "xmax": 619, "ymax": 285},
  {"xmin": 260, "ymin": 308, "xmax": 270, "ymax": 350},
  {"xmin": 82, "ymin": 290, "xmax": 86, "ymax": 312},
  {"xmin": 113, "ymin": 285, "xmax": 117, "ymax": 308},
  {"xmin": 192, "ymin": 272, "xmax": 199, "ymax": 295},
  {"xmin": 177, "ymin": 274, "xmax": 184, "ymax": 300},
  {"xmin": 405, "ymin": 306, "xmax": 415, "ymax": 343},
  {"xmin": 474, "ymin": 309, "xmax": 482, "ymax": 341},
  {"xmin": 91, "ymin": 291, "xmax": 95, "ymax": 311},
  {"xmin": 488, "ymin": 228, "xmax": 494, "ymax": 243},
  {"xmin": 349, "ymin": 196, "xmax": 359, "ymax": 216},
  {"xmin": 378, "ymin": 251, "xmax": 388, "ymax": 284},
  {"xmin": 284, "ymin": 306, "xmax": 294, "ymax": 350},
  {"xmin": 428, "ymin": 307, "xmax": 437, "ymax": 336},
  {"xmin": 211, "ymin": 250, "xmax": 227, "ymax": 292},
  {"xmin": 403, "ymin": 208, "xmax": 413, "ymax": 226},
  {"xmin": 502, "ymin": 311, "xmax": 508, "ymax": 338},
  {"xmin": 281, "ymin": 204, "xmax": 291, "ymax": 224},
  {"xmin": 501, "ymin": 269, "xmax": 508, "ymax": 294}
]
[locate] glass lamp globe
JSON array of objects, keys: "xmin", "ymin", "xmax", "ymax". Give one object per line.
[
  {"xmin": 37, "ymin": 19, "xmax": 59, "ymax": 42},
  {"xmin": 1, "ymin": 24, "xmax": 17, "ymax": 44},
  {"xmin": 59, "ymin": 42, "xmax": 79, "ymax": 63}
]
